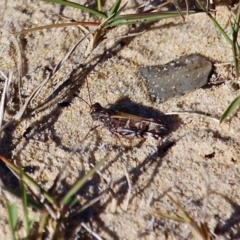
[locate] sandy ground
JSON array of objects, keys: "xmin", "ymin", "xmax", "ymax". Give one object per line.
[{"xmin": 0, "ymin": 0, "xmax": 240, "ymax": 239}]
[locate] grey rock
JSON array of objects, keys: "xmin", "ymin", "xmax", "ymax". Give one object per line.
[{"xmin": 139, "ymin": 54, "xmax": 212, "ymax": 103}]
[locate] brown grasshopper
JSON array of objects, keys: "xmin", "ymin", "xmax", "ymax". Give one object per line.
[
  {"xmin": 89, "ymin": 102, "xmax": 167, "ymax": 140},
  {"xmin": 80, "ymin": 80, "xmax": 168, "ymax": 140}
]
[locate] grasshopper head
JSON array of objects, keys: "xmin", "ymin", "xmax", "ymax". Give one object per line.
[
  {"xmin": 91, "ymin": 102, "xmax": 103, "ymax": 112},
  {"xmin": 90, "ymin": 102, "xmax": 104, "ymax": 120}
]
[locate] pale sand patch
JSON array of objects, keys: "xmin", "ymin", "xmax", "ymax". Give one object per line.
[{"xmin": 0, "ymin": 0, "xmax": 239, "ymax": 239}]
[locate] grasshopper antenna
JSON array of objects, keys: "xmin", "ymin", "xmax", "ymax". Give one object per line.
[
  {"xmin": 77, "ymin": 77, "xmax": 92, "ymax": 108},
  {"xmin": 86, "ymin": 77, "xmax": 92, "ymax": 106},
  {"xmin": 77, "ymin": 95, "xmax": 90, "ymax": 108}
]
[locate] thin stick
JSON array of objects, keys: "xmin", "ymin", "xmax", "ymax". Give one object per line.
[
  {"xmin": 122, "ymin": 163, "xmax": 132, "ymax": 211},
  {"xmin": 0, "ymin": 72, "xmax": 12, "ymax": 131},
  {"xmin": 165, "ymin": 111, "xmax": 219, "ymax": 122},
  {"xmin": 86, "ymin": 77, "xmax": 92, "ymax": 106},
  {"xmin": 81, "ymin": 222, "xmax": 103, "ymax": 240}
]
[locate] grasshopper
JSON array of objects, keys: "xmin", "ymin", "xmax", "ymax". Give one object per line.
[
  {"xmin": 90, "ymin": 102, "xmax": 167, "ymax": 140},
  {"xmin": 80, "ymin": 78, "xmax": 168, "ymax": 140}
]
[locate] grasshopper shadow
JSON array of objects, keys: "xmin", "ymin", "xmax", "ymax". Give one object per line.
[{"xmin": 108, "ymin": 97, "xmax": 181, "ymax": 137}]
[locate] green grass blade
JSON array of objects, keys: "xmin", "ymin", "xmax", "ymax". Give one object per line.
[
  {"xmin": 115, "ymin": 2, "xmax": 128, "ymax": 16},
  {"xmin": 232, "ymin": 6, "xmax": 240, "ymax": 78},
  {"xmin": 194, "ymin": 0, "xmax": 232, "ymax": 45},
  {"xmin": 194, "ymin": 0, "xmax": 206, "ymax": 11},
  {"xmin": 0, "ymin": 155, "xmax": 57, "ymax": 208},
  {"xmin": 97, "ymin": 0, "xmax": 102, "ymax": 11},
  {"xmin": 41, "ymin": 0, "xmax": 107, "ymax": 19},
  {"xmin": 232, "ymin": 32, "xmax": 239, "ymax": 79},
  {"xmin": 108, "ymin": 10, "xmax": 201, "ymax": 27},
  {"xmin": 20, "ymin": 169, "xmax": 30, "ymax": 235},
  {"xmin": 233, "ymin": 4, "xmax": 240, "ymax": 33},
  {"xmin": 60, "ymin": 157, "xmax": 106, "ymax": 208},
  {"xmin": 3, "ymin": 186, "xmax": 43, "ymax": 210},
  {"xmin": 108, "ymin": 0, "xmax": 121, "ymax": 17},
  {"xmin": 37, "ymin": 212, "xmax": 49, "ymax": 238},
  {"xmin": 220, "ymin": 95, "xmax": 240, "ymax": 123},
  {"xmin": 6, "ymin": 202, "xmax": 17, "ymax": 240},
  {"xmin": 14, "ymin": 22, "xmax": 99, "ymax": 35},
  {"xmin": 208, "ymin": 14, "xmax": 232, "ymax": 45}
]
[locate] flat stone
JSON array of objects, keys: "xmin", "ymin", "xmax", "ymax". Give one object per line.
[{"xmin": 139, "ymin": 54, "xmax": 212, "ymax": 103}]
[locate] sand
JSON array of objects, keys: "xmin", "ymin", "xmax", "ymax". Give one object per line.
[{"xmin": 0, "ymin": 0, "xmax": 239, "ymax": 239}]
